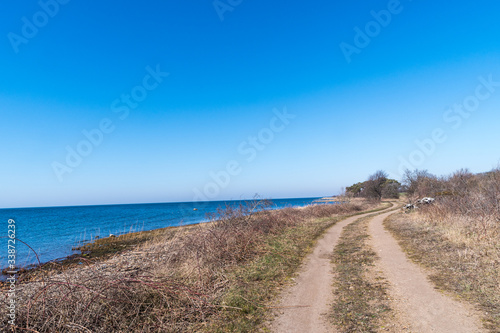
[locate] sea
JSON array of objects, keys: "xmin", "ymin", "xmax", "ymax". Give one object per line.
[{"xmin": 0, "ymin": 197, "xmax": 324, "ymax": 270}]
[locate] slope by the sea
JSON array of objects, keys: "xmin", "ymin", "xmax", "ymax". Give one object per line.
[{"xmin": 0, "ymin": 197, "xmax": 328, "ymax": 270}]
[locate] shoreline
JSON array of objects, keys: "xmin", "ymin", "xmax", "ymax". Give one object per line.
[
  {"xmin": 1, "ymin": 197, "xmax": 338, "ymax": 282},
  {"xmin": 0, "ymin": 223, "xmax": 198, "ymax": 284}
]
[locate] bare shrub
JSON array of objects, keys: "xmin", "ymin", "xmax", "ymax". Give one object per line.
[
  {"xmin": 402, "ymin": 169, "xmax": 445, "ymax": 201},
  {"xmin": 416, "ymin": 167, "xmax": 500, "ymax": 242},
  {"xmin": 400, "ymin": 167, "xmax": 500, "ymax": 328}
]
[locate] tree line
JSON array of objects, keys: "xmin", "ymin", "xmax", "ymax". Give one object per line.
[
  {"xmin": 345, "ymin": 167, "xmax": 500, "ymax": 208},
  {"xmin": 345, "ymin": 170, "xmax": 401, "ymax": 200}
]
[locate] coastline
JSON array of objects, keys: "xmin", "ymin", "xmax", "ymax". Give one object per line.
[
  {"xmin": 313, "ymin": 196, "xmax": 342, "ymax": 203},
  {"xmin": 1, "ymin": 197, "xmax": 337, "ymax": 282},
  {"xmin": 1, "ymin": 222, "xmax": 198, "ymax": 284},
  {"xmin": 0, "ymin": 197, "xmax": 323, "ymax": 273}
]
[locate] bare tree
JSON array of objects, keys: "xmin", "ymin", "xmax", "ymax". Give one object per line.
[
  {"xmin": 402, "ymin": 169, "xmax": 442, "ymax": 200},
  {"xmin": 364, "ymin": 170, "xmax": 388, "ymax": 200}
]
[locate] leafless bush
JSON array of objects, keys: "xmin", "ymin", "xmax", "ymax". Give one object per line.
[
  {"xmin": 414, "ymin": 167, "xmax": 500, "ymax": 244},
  {"xmin": 402, "ymin": 169, "xmax": 445, "ymax": 201}
]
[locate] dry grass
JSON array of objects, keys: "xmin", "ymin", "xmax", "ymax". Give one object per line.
[
  {"xmin": 385, "ymin": 168, "xmax": 500, "ymax": 332},
  {"xmin": 1, "ymin": 199, "xmax": 378, "ymax": 332},
  {"xmin": 330, "ymin": 212, "xmax": 394, "ymax": 333},
  {"xmin": 8, "ymin": 225, "xmax": 196, "ymax": 284},
  {"xmin": 386, "ymin": 202, "xmax": 500, "ymax": 332}
]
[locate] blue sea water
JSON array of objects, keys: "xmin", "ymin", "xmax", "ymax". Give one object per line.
[{"xmin": 0, "ymin": 197, "xmax": 322, "ymax": 270}]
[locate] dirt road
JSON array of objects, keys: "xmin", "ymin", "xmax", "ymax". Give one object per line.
[
  {"xmin": 270, "ymin": 206, "xmax": 486, "ymax": 333},
  {"xmin": 270, "ymin": 207, "xmax": 393, "ymax": 333}
]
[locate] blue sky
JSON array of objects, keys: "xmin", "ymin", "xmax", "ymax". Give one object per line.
[{"xmin": 1, "ymin": 0, "xmax": 500, "ymax": 208}]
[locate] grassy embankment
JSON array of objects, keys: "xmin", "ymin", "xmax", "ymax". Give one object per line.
[
  {"xmin": 385, "ymin": 169, "xmax": 500, "ymax": 332},
  {"xmin": 2, "ymin": 199, "xmax": 387, "ymax": 332}
]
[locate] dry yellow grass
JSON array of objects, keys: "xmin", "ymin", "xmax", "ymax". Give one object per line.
[
  {"xmin": 385, "ymin": 168, "xmax": 500, "ymax": 331},
  {"xmin": 385, "ymin": 210, "xmax": 500, "ymax": 331}
]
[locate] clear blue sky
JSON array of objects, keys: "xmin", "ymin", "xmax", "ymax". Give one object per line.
[{"xmin": 1, "ymin": 0, "xmax": 500, "ymax": 208}]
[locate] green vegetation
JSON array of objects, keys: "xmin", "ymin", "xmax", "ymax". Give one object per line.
[{"xmin": 346, "ymin": 170, "xmax": 401, "ymax": 200}]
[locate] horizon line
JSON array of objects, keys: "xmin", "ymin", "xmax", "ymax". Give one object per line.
[{"xmin": 0, "ymin": 195, "xmax": 334, "ymax": 210}]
